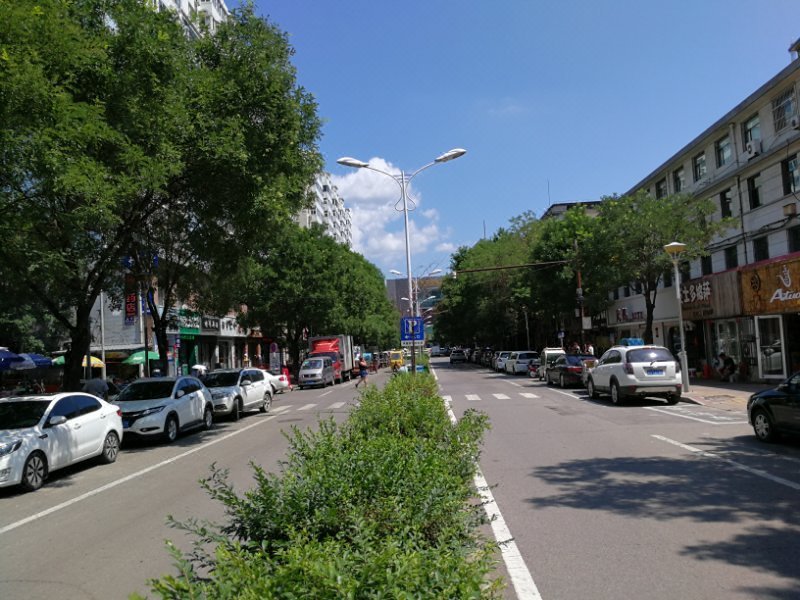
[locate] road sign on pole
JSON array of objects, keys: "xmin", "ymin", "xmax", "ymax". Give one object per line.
[{"xmin": 400, "ymin": 317, "xmax": 425, "ymax": 342}]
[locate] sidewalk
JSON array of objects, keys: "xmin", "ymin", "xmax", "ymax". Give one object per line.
[{"xmin": 680, "ymin": 377, "xmax": 774, "ymax": 413}]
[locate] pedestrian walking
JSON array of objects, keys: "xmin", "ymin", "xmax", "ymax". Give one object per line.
[
  {"xmin": 354, "ymin": 355, "xmax": 369, "ymax": 388},
  {"xmin": 82, "ymin": 376, "xmax": 109, "ymax": 401}
]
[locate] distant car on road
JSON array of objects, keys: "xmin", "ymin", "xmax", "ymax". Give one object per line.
[
  {"xmin": 0, "ymin": 393, "xmax": 122, "ymax": 492},
  {"xmin": 494, "ymin": 351, "xmax": 511, "ymax": 372},
  {"xmin": 114, "ymin": 376, "xmax": 214, "ymax": 443},
  {"xmin": 449, "ymin": 349, "xmax": 467, "ymax": 364},
  {"xmin": 505, "ymin": 351, "xmax": 539, "ymax": 375},
  {"xmin": 747, "ymin": 372, "xmax": 800, "ymax": 442},
  {"xmin": 545, "ymin": 354, "xmax": 596, "ymax": 387},
  {"xmin": 204, "ymin": 368, "xmax": 272, "ymax": 420},
  {"xmin": 586, "ymin": 345, "xmax": 681, "ymax": 405}
]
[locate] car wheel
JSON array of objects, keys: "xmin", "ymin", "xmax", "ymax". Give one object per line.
[
  {"xmin": 666, "ymin": 393, "xmax": 680, "ymax": 405},
  {"xmin": 559, "ymin": 374, "xmax": 566, "ymax": 388},
  {"xmin": 587, "ymin": 378, "xmax": 598, "ymax": 399},
  {"xmin": 20, "ymin": 452, "xmax": 47, "ymax": 492},
  {"xmin": 231, "ymin": 398, "xmax": 241, "ymax": 421},
  {"xmin": 100, "ymin": 431, "xmax": 120, "ymax": 464},
  {"xmin": 203, "ymin": 406, "xmax": 214, "ymax": 430},
  {"xmin": 752, "ymin": 408, "xmax": 776, "ymax": 442},
  {"xmin": 610, "ymin": 381, "xmax": 623, "ymax": 405},
  {"xmin": 261, "ymin": 390, "xmax": 272, "ymax": 413},
  {"xmin": 163, "ymin": 415, "xmax": 179, "ymax": 443}
]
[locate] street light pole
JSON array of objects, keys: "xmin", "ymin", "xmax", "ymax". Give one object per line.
[
  {"xmin": 339, "ymin": 150, "xmax": 465, "ymax": 374},
  {"xmin": 664, "ymin": 242, "xmax": 691, "ymax": 393}
]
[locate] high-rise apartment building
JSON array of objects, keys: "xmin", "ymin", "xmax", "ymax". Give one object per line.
[{"xmin": 294, "ymin": 173, "xmax": 353, "ymax": 248}]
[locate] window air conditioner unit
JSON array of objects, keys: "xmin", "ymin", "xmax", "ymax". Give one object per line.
[
  {"xmin": 745, "ymin": 139, "xmax": 761, "ymax": 158},
  {"xmin": 790, "ymin": 115, "xmax": 800, "ymax": 130}
]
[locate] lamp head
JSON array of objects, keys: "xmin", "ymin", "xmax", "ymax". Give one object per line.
[
  {"xmin": 664, "ymin": 241, "xmax": 687, "ymax": 256},
  {"xmin": 390, "ymin": 269, "xmax": 404, "ymax": 276},
  {"xmin": 429, "ymin": 269, "xmax": 442, "ymax": 276},
  {"xmin": 337, "ymin": 157, "xmax": 369, "ymax": 168},
  {"xmin": 434, "ymin": 148, "xmax": 467, "ymax": 163}
]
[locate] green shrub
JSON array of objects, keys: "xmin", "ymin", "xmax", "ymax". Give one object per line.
[{"xmin": 143, "ymin": 375, "xmax": 500, "ymax": 599}]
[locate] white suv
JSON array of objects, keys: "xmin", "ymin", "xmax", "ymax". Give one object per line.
[
  {"xmin": 505, "ymin": 351, "xmax": 539, "ymax": 375},
  {"xmin": 204, "ymin": 368, "xmax": 272, "ymax": 420},
  {"xmin": 586, "ymin": 345, "xmax": 681, "ymax": 405}
]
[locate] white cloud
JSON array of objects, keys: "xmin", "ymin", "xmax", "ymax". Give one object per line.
[{"xmin": 332, "ymin": 157, "xmax": 454, "ymax": 274}]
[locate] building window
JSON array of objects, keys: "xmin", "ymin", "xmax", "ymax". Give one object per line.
[
  {"xmin": 613, "ymin": 288, "xmax": 619, "ymax": 300},
  {"xmin": 753, "ymin": 237, "xmax": 769, "ymax": 262},
  {"xmin": 724, "ymin": 245, "xmax": 738, "ymax": 270},
  {"xmin": 655, "ymin": 178, "xmax": 668, "ymax": 199},
  {"xmin": 742, "ymin": 113, "xmax": 761, "ymax": 144},
  {"xmin": 715, "ymin": 135, "xmax": 731, "ymax": 168},
  {"xmin": 672, "ymin": 167, "xmax": 685, "ymax": 193},
  {"xmin": 720, "ymin": 189, "xmax": 733, "ymax": 218},
  {"xmin": 623, "ymin": 285, "xmax": 630, "ymax": 297},
  {"xmin": 701, "ymin": 255, "xmax": 713, "ymax": 275},
  {"xmin": 634, "ymin": 281, "xmax": 643, "ymax": 294},
  {"xmin": 789, "ymin": 226, "xmax": 800, "ymax": 253},
  {"xmin": 782, "ymin": 154, "xmax": 799, "ymax": 195},
  {"xmin": 693, "ymin": 152, "xmax": 706, "ymax": 182},
  {"xmin": 772, "ymin": 86, "xmax": 797, "ymax": 131},
  {"xmin": 663, "ymin": 269, "xmax": 672, "ymax": 288},
  {"xmin": 747, "ymin": 173, "xmax": 762, "ymax": 210}
]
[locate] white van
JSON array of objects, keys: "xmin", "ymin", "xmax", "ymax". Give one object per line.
[
  {"xmin": 298, "ymin": 356, "xmax": 335, "ymax": 389},
  {"xmin": 538, "ymin": 347, "xmax": 566, "ymax": 380}
]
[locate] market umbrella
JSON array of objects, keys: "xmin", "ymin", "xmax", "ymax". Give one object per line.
[
  {"xmin": 0, "ymin": 347, "xmax": 24, "ymax": 370},
  {"xmin": 52, "ymin": 355, "xmax": 105, "ymax": 368},
  {"xmin": 122, "ymin": 350, "xmax": 161, "ymax": 365},
  {"xmin": 10, "ymin": 353, "xmax": 53, "ymax": 370}
]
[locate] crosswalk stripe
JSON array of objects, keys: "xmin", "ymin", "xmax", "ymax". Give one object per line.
[
  {"xmin": 520, "ymin": 393, "xmax": 540, "ymax": 399},
  {"xmin": 298, "ymin": 403, "xmax": 317, "ymax": 411},
  {"xmin": 466, "ymin": 394, "xmax": 481, "ymax": 401},
  {"xmin": 328, "ymin": 401, "xmax": 345, "ymax": 409},
  {"xmin": 271, "ymin": 405, "xmax": 290, "ymax": 413},
  {"xmin": 442, "ymin": 395, "xmax": 452, "ymax": 403},
  {"xmin": 493, "ymin": 393, "xmax": 510, "ymax": 400}
]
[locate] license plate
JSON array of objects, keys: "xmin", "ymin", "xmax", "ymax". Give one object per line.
[{"xmin": 646, "ymin": 369, "xmax": 664, "ymax": 376}]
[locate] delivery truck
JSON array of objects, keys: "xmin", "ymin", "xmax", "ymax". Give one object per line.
[{"xmin": 308, "ymin": 335, "xmax": 354, "ymax": 383}]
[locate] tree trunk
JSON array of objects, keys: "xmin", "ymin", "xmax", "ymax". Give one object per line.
[
  {"xmin": 63, "ymin": 310, "xmax": 92, "ymax": 391},
  {"xmin": 643, "ymin": 280, "xmax": 658, "ymax": 345}
]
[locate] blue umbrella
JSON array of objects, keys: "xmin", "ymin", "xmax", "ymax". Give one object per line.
[
  {"xmin": 10, "ymin": 353, "xmax": 53, "ymax": 370},
  {"xmin": 0, "ymin": 348, "xmax": 24, "ymax": 371}
]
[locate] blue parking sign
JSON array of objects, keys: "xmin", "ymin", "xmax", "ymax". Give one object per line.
[{"xmin": 400, "ymin": 317, "xmax": 425, "ymax": 341}]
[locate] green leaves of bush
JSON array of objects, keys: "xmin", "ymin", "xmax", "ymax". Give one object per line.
[{"xmin": 145, "ymin": 374, "xmax": 501, "ymax": 598}]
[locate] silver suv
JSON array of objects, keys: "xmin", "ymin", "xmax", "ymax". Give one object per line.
[
  {"xmin": 203, "ymin": 368, "xmax": 272, "ymax": 420},
  {"xmin": 586, "ymin": 345, "xmax": 681, "ymax": 405}
]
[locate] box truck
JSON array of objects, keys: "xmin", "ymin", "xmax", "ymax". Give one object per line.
[{"xmin": 308, "ymin": 335, "xmax": 354, "ymax": 383}]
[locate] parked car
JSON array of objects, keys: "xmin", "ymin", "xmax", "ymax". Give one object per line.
[
  {"xmin": 0, "ymin": 393, "xmax": 123, "ymax": 492},
  {"xmin": 204, "ymin": 368, "xmax": 272, "ymax": 420},
  {"xmin": 261, "ymin": 369, "xmax": 291, "ymax": 394},
  {"xmin": 747, "ymin": 371, "xmax": 800, "ymax": 442},
  {"xmin": 545, "ymin": 354, "xmax": 596, "ymax": 387},
  {"xmin": 298, "ymin": 356, "xmax": 335, "ymax": 389},
  {"xmin": 538, "ymin": 347, "xmax": 566, "ymax": 381},
  {"xmin": 505, "ymin": 351, "xmax": 539, "ymax": 375},
  {"xmin": 494, "ymin": 351, "xmax": 512, "ymax": 372},
  {"xmin": 114, "ymin": 376, "xmax": 214, "ymax": 443},
  {"xmin": 449, "ymin": 349, "xmax": 467, "ymax": 364},
  {"xmin": 586, "ymin": 345, "xmax": 681, "ymax": 405}
]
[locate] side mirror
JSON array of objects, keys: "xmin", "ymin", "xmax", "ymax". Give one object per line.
[
  {"xmin": 175, "ymin": 389, "xmax": 185, "ymax": 399},
  {"xmin": 47, "ymin": 415, "xmax": 67, "ymax": 427},
  {"xmin": 241, "ymin": 379, "xmax": 251, "ymax": 387}
]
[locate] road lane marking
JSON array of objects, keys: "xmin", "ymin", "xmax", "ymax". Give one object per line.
[
  {"xmin": 652, "ymin": 435, "xmax": 800, "ymax": 491},
  {"xmin": 297, "ymin": 403, "xmax": 317, "ymax": 411},
  {"xmin": 493, "ymin": 393, "xmax": 511, "ymax": 400},
  {"xmin": 0, "ymin": 415, "xmax": 279, "ymax": 537},
  {"xmin": 504, "ymin": 380, "xmax": 523, "ymax": 387},
  {"xmin": 433, "ymin": 365, "xmax": 542, "ymax": 600},
  {"xmin": 318, "ymin": 390, "xmax": 333, "ymax": 397},
  {"xmin": 466, "ymin": 394, "xmax": 481, "ymax": 401},
  {"xmin": 328, "ymin": 401, "xmax": 346, "ymax": 409},
  {"xmin": 520, "ymin": 393, "xmax": 540, "ymax": 399},
  {"xmin": 645, "ymin": 406, "xmax": 748, "ymax": 425},
  {"xmin": 271, "ymin": 405, "xmax": 290, "ymax": 413}
]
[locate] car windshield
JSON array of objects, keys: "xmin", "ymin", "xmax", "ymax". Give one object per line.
[
  {"xmin": 0, "ymin": 400, "xmax": 50, "ymax": 429},
  {"xmin": 115, "ymin": 380, "xmax": 175, "ymax": 401},
  {"xmin": 566, "ymin": 355, "xmax": 594, "ymax": 365},
  {"xmin": 627, "ymin": 348, "xmax": 674, "ymax": 363},
  {"xmin": 519, "ymin": 352, "xmax": 539, "ymax": 360},
  {"xmin": 390, "ymin": 352, "xmax": 403, "ymax": 359},
  {"xmin": 203, "ymin": 372, "xmax": 240, "ymax": 387},
  {"xmin": 500, "ymin": 352, "xmax": 510, "ymax": 358},
  {"xmin": 302, "ymin": 359, "xmax": 323, "ymax": 369}
]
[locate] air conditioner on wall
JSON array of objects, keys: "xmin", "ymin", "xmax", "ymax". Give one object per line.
[
  {"xmin": 791, "ymin": 115, "xmax": 800, "ymax": 130},
  {"xmin": 745, "ymin": 139, "xmax": 761, "ymax": 158}
]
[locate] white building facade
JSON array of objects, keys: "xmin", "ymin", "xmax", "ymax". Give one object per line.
[
  {"xmin": 295, "ymin": 173, "xmax": 353, "ymax": 248},
  {"xmin": 150, "ymin": 0, "xmax": 229, "ymax": 38},
  {"xmin": 604, "ymin": 40, "xmax": 800, "ymax": 382}
]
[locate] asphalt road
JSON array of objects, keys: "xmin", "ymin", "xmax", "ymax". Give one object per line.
[
  {"xmin": 0, "ymin": 376, "xmax": 369, "ymax": 600},
  {"xmin": 434, "ymin": 357, "xmax": 800, "ymax": 600}
]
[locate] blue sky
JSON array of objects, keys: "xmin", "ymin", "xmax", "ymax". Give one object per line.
[{"xmin": 245, "ymin": 1, "xmax": 799, "ymax": 278}]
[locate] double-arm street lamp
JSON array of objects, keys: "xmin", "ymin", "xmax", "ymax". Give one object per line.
[
  {"xmin": 392, "ymin": 268, "xmax": 442, "ymax": 317},
  {"xmin": 338, "ymin": 150, "xmax": 466, "ymax": 373},
  {"xmin": 664, "ymin": 241, "xmax": 691, "ymax": 393}
]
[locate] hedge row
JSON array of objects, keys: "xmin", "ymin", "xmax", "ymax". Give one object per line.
[{"xmin": 139, "ymin": 373, "xmax": 503, "ymax": 599}]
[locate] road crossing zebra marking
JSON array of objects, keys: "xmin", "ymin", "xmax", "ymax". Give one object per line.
[
  {"xmin": 493, "ymin": 393, "xmax": 511, "ymax": 400},
  {"xmin": 520, "ymin": 392, "xmax": 540, "ymax": 399},
  {"xmin": 466, "ymin": 394, "xmax": 481, "ymax": 401},
  {"xmin": 328, "ymin": 401, "xmax": 346, "ymax": 409},
  {"xmin": 271, "ymin": 405, "xmax": 290, "ymax": 413},
  {"xmin": 297, "ymin": 403, "xmax": 317, "ymax": 411}
]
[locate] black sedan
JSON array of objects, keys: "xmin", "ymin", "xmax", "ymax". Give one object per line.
[
  {"xmin": 747, "ymin": 372, "xmax": 800, "ymax": 442},
  {"xmin": 545, "ymin": 354, "xmax": 596, "ymax": 388}
]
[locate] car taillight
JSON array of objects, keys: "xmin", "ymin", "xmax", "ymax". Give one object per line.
[
  {"xmin": 116, "ymin": 408, "xmax": 122, "ymax": 417},
  {"xmin": 675, "ymin": 361, "xmax": 681, "ymax": 373},
  {"xmin": 623, "ymin": 362, "xmax": 634, "ymax": 374},
  {"xmin": 567, "ymin": 366, "xmax": 582, "ymax": 373}
]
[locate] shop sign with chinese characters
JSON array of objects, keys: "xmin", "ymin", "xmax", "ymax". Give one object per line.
[
  {"xmin": 741, "ymin": 257, "xmax": 800, "ymax": 315},
  {"xmin": 680, "ymin": 270, "xmax": 740, "ymax": 320}
]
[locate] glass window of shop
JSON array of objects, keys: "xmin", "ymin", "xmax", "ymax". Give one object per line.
[
  {"xmin": 710, "ymin": 320, "xmax": 740, "ymax": 369},
  {"xmin": 756, "ymin": 315, "xmax": 786, "ymax": 379}
]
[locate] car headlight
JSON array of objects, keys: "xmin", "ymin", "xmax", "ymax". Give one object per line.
[
  {"xmin": 0, "ymin": 440, "xmax": 22, "ymax": 457},
  {"xmin": 140, "ymin": 406, "xmax": 166, "ymax": 417}
]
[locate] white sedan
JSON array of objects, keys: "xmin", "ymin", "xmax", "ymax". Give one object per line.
[
  {"xmin": 260, "ymin": 369, "xmax": 291, "ymax": 393},
  {"xmin": 0, "ymin": 393, "xmax": 123, "ymax": 492}
]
